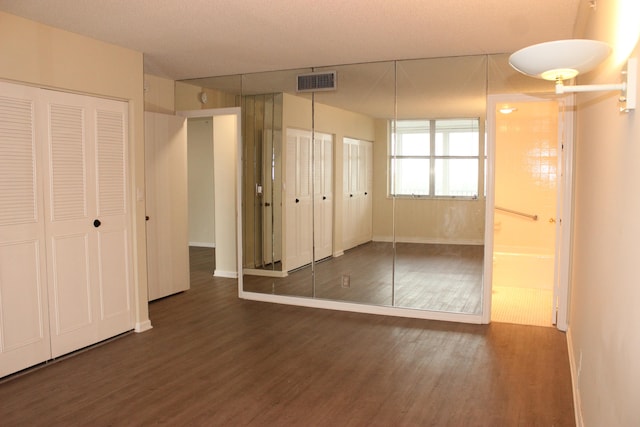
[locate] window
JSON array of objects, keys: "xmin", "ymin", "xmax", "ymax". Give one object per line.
[{"xmin": 390, "ymin": 118, "xmax": 480, "ymax": 198}]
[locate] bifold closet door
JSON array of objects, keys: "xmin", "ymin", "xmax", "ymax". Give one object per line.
[
  {"xmin": 285, "ymin": 129, "xmax": 312, "ymax": 271},
  {"xmin": 40, "ymin": 90, "xmax": 133, "ymax": 358},
  {"xmin": 358, "ymin": 140, "xmax": 373, "ymax": 243},
  {"xmin": 342, "ymin": 138, "xmax": 373, "ymax": 251},
  {"xmin": 0, "ymin": 82, "xmax": 51, "ymax": 377},
  {"xmin": 313, "ymin": 132, "xmax": 333, "ymax": 261}
]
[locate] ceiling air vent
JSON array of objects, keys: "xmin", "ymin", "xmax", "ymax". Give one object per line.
[{"xmin": 296, "ymin": 71, "xmax": 337, "ymax": 92}]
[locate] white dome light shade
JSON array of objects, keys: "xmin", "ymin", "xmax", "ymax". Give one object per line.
[{"xmin": 509, "ymin": 39, "xmax": 612, "ymax": 81}]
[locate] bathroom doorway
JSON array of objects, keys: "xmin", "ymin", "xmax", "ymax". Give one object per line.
[{"xmin": 485, "ymin": 95, "xmax": 573, "ymax": 329}]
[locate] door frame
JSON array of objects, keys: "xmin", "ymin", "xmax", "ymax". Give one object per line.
[
  {"xmin": 483, "ymin": 94, "xmax": 574, "ymax": 331},
  {"xmin": 178, "ymin": 107, "xmax": 241, "ymax": 279}
]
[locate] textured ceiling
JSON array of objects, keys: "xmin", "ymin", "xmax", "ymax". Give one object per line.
[{"xmin": 0, "ymin": 0, "xmax": 581, "ymax": 80}]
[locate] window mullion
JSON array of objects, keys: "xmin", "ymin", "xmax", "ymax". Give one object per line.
[{"xmin": 429, "ymin": 120, "xmax": 436, "ymax": 196}]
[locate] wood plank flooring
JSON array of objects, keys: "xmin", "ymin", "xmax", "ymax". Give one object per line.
[
  {"xmin": 0, "ymin": 247, "xmax": 575, "ymax": 426},
  {"xmin": 243, "ymin": 242, "xmax": 483, "ymax": 314}
]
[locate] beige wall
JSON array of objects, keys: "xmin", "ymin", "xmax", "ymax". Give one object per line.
[
  {"xmin": 187, "ymin": 118, "xmax": 216, "ymax": 247},
  {"xmin": 144, "ymin": 74, "xmax": 175, "ymax": 114},
  {"xmin": 213, "ymin": 113, "xmax": 239, "ymax": 277},
  {"xmin": 175, "ymin": 81, "xmax": 238, "ymax": 111},
  {"xmin": 570, "ymin": 1, "xmax": 640, "ymax": 426},
  {"xmin": 0, "ymin": 12, "xmax": 150, "ymax": 329}
]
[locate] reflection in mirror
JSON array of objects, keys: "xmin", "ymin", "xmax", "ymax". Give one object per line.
[
  {"xmin": 312, "ymin": 62, "xmax": 395, "ymax": 305},
  {"xmin": 181, "ymin": 55, "xmax": 497, "ymax": 317},
  {"xmin": 392, "ymin": 56, "xmax": 487, "ymax": 313},
  {"xmin": 240, "ymin": 69, "xmax": 315, "ymax": 297},
  {"xmin": 241, "ymin": 94, "xmax": 283, "ymax": 272}
]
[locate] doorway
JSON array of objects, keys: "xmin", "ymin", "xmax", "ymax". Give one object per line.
[
  {"xmin": 180, "ymin": 108, "xmax": 241, "ymax": 279},
  {"xmin": 187, "ymin": 117, "xmax": 216, "ymax": 274},
  {"xmin": 484, "ymin": 95, "xmax": 573, "ymax": 329}
]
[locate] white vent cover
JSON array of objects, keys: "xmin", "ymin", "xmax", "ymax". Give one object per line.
[{"xmin": 296, "ymin": 71, "xmax": 337, "ymax": 92}]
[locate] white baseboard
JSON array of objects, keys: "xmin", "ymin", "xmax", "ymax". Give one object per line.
[
  {"xmin": 214, "ymin": 270, "xmax": 238, "ymax": 279},
  {"xmin": 189, "ymin": 242, "xmax": 216, "ymax": 248},
  {"xmin": 566, "ymin": 327, "xmax": 584, "ymax": 427},
  {"xmin": 134, "ymin": 320, "xmax": 153, "ymax": 333},
  {"xmin": 243, "ymin": 268, "xmax": 288, "ymax": 278}
]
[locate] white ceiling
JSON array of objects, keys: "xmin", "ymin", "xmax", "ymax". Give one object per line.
[{"xmin": 0, "ymin": 0, "xmax": 581, "ymax": 80}]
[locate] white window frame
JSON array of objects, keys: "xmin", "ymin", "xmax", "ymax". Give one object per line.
[{"xmin": 389, "ymin": 118, "xmax": 481, "ymax": 199}]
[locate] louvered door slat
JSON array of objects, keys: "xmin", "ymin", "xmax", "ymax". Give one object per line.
[
  {"xmin": 96, "ymin": 109, "xmax": 126, "ymax": 216},
  {"xmin": 0, "ymin": 96, "xmax": 37, "ymax": 225},
  {"xmin": 49, "ymin": 104, "xmax": 87, "ymax": 221}
]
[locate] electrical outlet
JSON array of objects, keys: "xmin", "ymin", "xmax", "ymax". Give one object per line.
[{"xmin": 341, "ymin": 274, "xmax": 350, "ymax": 288}]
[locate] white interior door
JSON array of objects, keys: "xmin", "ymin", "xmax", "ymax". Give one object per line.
[
  {"xmin": 0, "ymin": 82, "xmax": 51, "ymax": 377},
  {"xmin": 145, "ymin": 112, "xmax": 190, "ymax": 301}
]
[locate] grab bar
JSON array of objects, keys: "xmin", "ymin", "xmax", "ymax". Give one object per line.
[{"xmin": 495, "ymin": 206, "xmax": 538, "ymax": 221}]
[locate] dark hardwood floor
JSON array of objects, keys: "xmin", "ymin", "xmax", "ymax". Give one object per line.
[{"xmin": 0, "ymin": 247, "xmax": 574, "ymax": 426}]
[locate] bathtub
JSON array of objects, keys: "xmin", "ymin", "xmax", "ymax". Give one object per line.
[{"xmin": 492, "ymin": 248, "xmax": 555, "ymax": 290}]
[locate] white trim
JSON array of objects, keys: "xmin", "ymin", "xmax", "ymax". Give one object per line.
[
  {"xmin": 482, "ymin": 96, "xmax": 497, "ymax": 324},
  {"xmin": 239, "ymin": 290, "xmax": 483, "ymax": 324},
  {"xmin": 178, "ymin": 107, "xmax": 241, "ymax": 118},
  {"xmin": 134, "ymin": 320, "xmax": 153, "ymax": 333},
  {"xmin": 179, "ymin": 107, "xmax": 242, "ymax": 282},
  {"xmin": 214, "ymin": 270, "xmax": 238, "ymax": 279},
  {"xmin": 566, "ymin": 327, "xmax": 584, "ymax": 427},
  {"xmin": 243, "ymin": 268, "xmax": 288, "ymax": 278},
  {"xmin": 554, "ymin": 96, "xmax": 575, "ymax": 331},
  {"xmin": 189, "ymin": 242, "xmax": 216, "ymax": 248}
]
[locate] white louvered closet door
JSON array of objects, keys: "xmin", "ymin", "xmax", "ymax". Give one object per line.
[
  {"xmin": 0, "ymin": 82, "xmax": 51, "ymax": 377},
  {"xmin": 313, "ymin": 132, "xmax": 333, "ymax": 261},
  {"xmin": 40, "ymin": 90, "xmax": 132, "ymax": 358},
  {"xmin": 285, "ymin": 129, "xmax": 313, "ymax": 271},
  {"xmin": 342, "ymin": 138, "xmax": 373, "ymax": 251}
]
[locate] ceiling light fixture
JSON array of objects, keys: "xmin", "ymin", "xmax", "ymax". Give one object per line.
[
  {"xmin": 509, "ymin": 39, "xmax": 637, "ymax": 112},
  {"xmin": 499, "ymin": 106, "xmax": 518, "ymax": 114}
]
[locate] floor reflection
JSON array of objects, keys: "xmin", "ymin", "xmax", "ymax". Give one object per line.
[{"xmin": 243, "ymin": 242, "xmax": 483, "ymax": 314}]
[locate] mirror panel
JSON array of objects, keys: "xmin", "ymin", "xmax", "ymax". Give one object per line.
[
  {"xmin": 176, "ymin": 55, "xmax": 530, "ymax": 319},
  {"xmin": 392, "ymin": 56, "xmax": 487, "ymax": 313},
  {"xmin": 240, "ymin": 69, "xmax": 315, "ymax": 297},
  {"xmin": 312, "ymin": 62, "xmax": 395, "ymax": 305}
]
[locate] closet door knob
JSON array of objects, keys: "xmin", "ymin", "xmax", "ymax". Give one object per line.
[
  {"xmin": 295, "ymin": 198, "xmax": 300, "ymax": 203},
  {"xmin": 322, "ymin": 196, "xmax": 327, "ymax": 200},
  {"xmin": 93, "ymin": 219, "xmax": 101, "ymax": 228}
]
